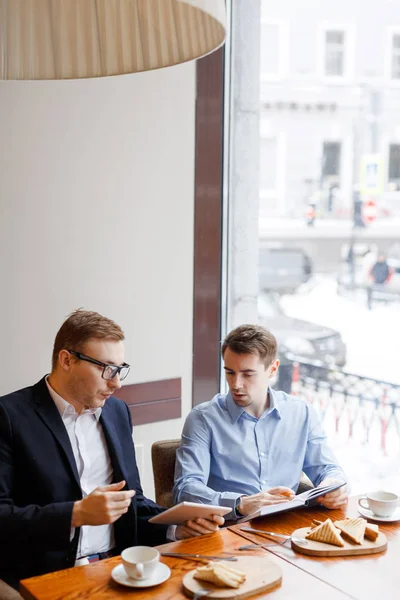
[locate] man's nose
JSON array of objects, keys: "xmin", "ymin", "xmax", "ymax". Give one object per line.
[
  {"xmin": 108, "ymin": 373, "xmax": 122, "ymax": 390},
  {"xmin": 233, "ymin": 376, "xmax": 243, "ymax": 389}
]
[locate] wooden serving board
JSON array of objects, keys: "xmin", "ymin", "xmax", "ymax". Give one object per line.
[
  {"xmin": 291, "ymin": 526, "xmax": 387, "ymax": 557},
  {"xmin": 182, "ymin": 556, "xmax": 282, "ymax": 599}
]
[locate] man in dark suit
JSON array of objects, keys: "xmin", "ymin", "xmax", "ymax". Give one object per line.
[{"xmin": 0, "ymin": 310, "xmax": 223, "ymax": 588}]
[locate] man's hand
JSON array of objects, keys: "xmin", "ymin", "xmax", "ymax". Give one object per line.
[
  {"xmin": 175, "ymin": 514, "xmax": 225, "ymax": 540},
  {"xmin": 317, "ymin": 478, "xmax": 348, "ymax": 509},
  {"xmin": 72, "ymin": 480, "xmax": 135, "ymax": 527},
  {"xmin": 238, "ymin": 487, "xmax": 295, "ymax": 517}
]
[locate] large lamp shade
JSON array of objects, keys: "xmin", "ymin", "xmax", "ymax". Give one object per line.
[{"xmin": 0, "ymin": 0, "xmax": 226, "ymax": 80}]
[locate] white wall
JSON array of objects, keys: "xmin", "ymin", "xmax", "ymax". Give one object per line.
[{"xmin": 0, "ymin": 63, "xmax": 196, "ymax": 497}]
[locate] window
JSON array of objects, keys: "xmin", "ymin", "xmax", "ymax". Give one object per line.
[
  {"xmin": 224, "ymin": 0, "xmax": 400, "ymax": 498},
  {"xmin": 260, "ymin": 137, "xmax": 278, "ymax": 190},
  {"xmin": 322, "ymin": 142, "xmax": 341, "ymax": 177},
  {"xmin": 259, "ymin": 134, "xmax": 286, "ymax": 216},
  {"xmin": 391, "ymin": 33, "xmax": 400, "ymax": 79},
  {"xmin": 324, "ymin": 30, "xmax": 345, "ymax": 76},
  {"xmin": 388, "ymin": 143, "xmax": 400, "ymax": 182},
  {"xmin": 260, "ymin": 21, "xmax": 288, "ymax": 79}
]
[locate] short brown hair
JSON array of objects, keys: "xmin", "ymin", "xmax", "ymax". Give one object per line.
[
  {"xmin": 221, "ymin": 324, "xmax": 277, "ymax": 367},
  {"xmin": 51, "ymin": 309, "xmax": 125, "ymax": 371}
]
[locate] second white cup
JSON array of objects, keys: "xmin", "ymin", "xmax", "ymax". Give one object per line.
[{"xmin": 358, "ymin": 490, "xmax": 399, "ymax": 517}]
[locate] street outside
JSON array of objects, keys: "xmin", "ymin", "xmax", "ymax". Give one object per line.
[
  {"xmin": 278, "ymin": 274, "xmax": 400, "ymax": 494},
  {"xmin": 280, "ymin": 274, "xmax": 400, "ymax": 385}
]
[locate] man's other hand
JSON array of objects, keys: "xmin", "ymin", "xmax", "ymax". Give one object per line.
[
  {"xmin": 238, "ymin": 486, "xmax": 295, "ymax": 517},
  {"xmin": 175, "ymin": 514, "xmax": 225, "ymax": 540},
  {"xmin": 72, "ymin": 480, "xmax": 135, "ymax": 527},
  {"xmin": 317, "ymin": 478, "xmax": 348, "ymax": 509}
]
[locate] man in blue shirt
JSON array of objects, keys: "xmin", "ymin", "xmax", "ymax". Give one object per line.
[{"xmin": 173, "ymin": 324, "xmax": 347, "ymax": 519}]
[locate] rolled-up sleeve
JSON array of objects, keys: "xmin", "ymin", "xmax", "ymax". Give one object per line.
[{"xmin": 173, "ymin": 409, "xmax": 241, "ymax": 519}]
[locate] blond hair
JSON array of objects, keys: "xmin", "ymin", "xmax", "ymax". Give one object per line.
[{"xmin": 51, "ymin": 309, "xmax": 124, "ymax": 370}]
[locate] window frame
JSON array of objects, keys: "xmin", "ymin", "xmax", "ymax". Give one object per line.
[
  {"xmin": 259, "ymin": 131, "xmax": 287, "ymax": 216},
  {"xmin": 317, "ymin": 23, "xmax": 355, "ymax": 83},
  {"xmin": 322, "ymin": 140, "xmax": 342, "ymax": 179},
  {"xmin": 388, "ymin": 142, "xmax": 400, "ymax": 183},
  {"xmin": 260, "ymin": 18, "xmax": 289, "ymax": 82},
  {"xmin": 384, "ymin": 27, "xmax": 400, "ymax": 84}
]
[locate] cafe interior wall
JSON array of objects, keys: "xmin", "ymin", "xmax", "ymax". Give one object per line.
[{"xmin": 0, "ymin": 62, "xmax": 196, "ymax": 498}]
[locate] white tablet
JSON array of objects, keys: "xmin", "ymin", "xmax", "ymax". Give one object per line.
[{"xmin": 148, "ymin": 502, "xmax": 231, "ymax": 525}]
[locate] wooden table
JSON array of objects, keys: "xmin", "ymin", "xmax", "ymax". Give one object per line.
[
  {"xmin": 230, "ymin": 496, "xmax": 400, "ymax": 600},
  {"xmin": 20, "ymin": 528, "xmax": 350, "ymax": 600}
]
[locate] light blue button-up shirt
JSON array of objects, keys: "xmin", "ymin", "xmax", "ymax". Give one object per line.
[{"xmin": 173, "ymin": 388, "xmax": 346, "ymax": 519}]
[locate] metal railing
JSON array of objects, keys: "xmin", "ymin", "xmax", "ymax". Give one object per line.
[{"xmin": 279, "ymin": 357, "xmax": 400, "ymax": 457}]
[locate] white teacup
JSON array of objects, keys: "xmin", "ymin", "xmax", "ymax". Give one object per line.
[
  {"xmin": 121, "ymin": 546, "xmax": 160, "ymax": 580},
  {"xmin": 358, "ymin": 490, "xmax": 399, "ymax": 518}
]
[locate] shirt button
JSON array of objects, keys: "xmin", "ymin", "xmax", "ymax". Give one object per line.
[
  {"xmin": 261, "ymin": 480, "xmax": 267, "ymax": 485},
  {"xmin": 260, "ymin": 451, "xmax": 266, "ymax": 457}
]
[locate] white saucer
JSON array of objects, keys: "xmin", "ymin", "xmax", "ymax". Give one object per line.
[
  {"xmin": 358, "ymin": 505, "xmax": 400, "ymax": 523},
  {"xmin": 111, "ymin": 562, "xmax": 171, "ymax": 588}
]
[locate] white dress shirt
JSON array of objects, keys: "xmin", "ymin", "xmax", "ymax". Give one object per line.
[
  {"xmin": 45, "ymin": 379, "xmax": 115, "ymax": 561},
  {"xmin": 46, "ymin": 379, "xmax": 177, "ymax": 565}
]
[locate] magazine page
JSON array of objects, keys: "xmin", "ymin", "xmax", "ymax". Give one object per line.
[
  {"xmin": 237, "ymin": 495, "xmax": 305, "ymax": 523},
  {"xmin": 297, "ymin": 481, "xmax": 346, "ymax": 505},
  {"xmin": 237, "ymin": 481, "xmax": 346, "ymax": 523}
]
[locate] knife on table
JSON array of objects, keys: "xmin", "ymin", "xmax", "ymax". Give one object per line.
[{"xmin": 161, "ymin": 552, "xmax": 238, "ymax": 561}]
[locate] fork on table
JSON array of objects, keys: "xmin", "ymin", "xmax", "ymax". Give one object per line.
[{"xmin": 239, "ymin": 526, "xmax": 308, "ymax": 548}]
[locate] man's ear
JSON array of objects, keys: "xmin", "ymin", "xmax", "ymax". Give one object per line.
[
  {"xmin": 58, "ymin": 349, "xmax": 73, "ymax": 371},
  {"xmin": 269, "ymin": 359, "xmax": 280, "ymax": 377}
]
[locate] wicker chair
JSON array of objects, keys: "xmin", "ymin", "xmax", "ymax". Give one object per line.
[{"xmin": 151, "ymin": 438, "xmax": 313, "ymax": 509}]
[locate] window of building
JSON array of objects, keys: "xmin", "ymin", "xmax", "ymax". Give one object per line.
[
  {"xmin": 324, "ymin": 30, "xmax": 345, "ymax": 76},
  {"xmin": 260, "ymin": 21, "xmax": 288, "ymax": 79},
  {"xmin": 259, "ymin": 134, "xmax": 285, "ymax": 216},
  {"xmin": 391, "ymin": 33, "xmax": 400, "ymax": 79},
  {"xmin": 388, "ymin": 143, "xmax": 400, "ymax": 182},
  {"xmin": 260, "ymin": 137, "xmax": 278, "ymax": 190},
  {"xmin": 322, "ymin": 141, "xmax": 341, "ymax": 177}
]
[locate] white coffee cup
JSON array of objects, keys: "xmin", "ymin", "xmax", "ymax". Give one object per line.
[
  {"xmin": 121, "ymin": 546, "xmax": 160, "ymax": 580},
  {"xmin": 358, "ymin": 490, "xmax": 399, "ymax": 517}
]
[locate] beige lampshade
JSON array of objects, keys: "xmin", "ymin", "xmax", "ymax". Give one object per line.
[{"xmin": 0, "ymin": 0, "xmax": 226, "ymax": 80}]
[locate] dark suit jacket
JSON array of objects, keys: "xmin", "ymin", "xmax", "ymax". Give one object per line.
[{"xmin": 0, "ymin": 377, "xmax": 168, "ymax": 587}]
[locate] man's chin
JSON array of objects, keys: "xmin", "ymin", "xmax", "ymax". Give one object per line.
[
  {"xmin": 232, "ymin": 394, "xmax": 249, "ymax": 404},
  {"xmin": 86, "ymin": 395, "xmax": 109, "ymax": 407}
]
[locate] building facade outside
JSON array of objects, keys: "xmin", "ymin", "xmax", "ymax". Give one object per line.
[{"xmin": 260, "ymin": 0, "xmax": 400, "ymax": 221}]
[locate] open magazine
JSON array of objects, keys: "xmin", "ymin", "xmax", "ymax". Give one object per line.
[{"xmin": 237, "ymin": 481, "xmax": 346, "ymax": 523}]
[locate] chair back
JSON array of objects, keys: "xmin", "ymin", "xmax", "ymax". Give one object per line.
[
  {"xmin": 151, "ymin": 439, "xmax": 180, "ymax": 508},
  {"xmin": 150, "ymin": 438, "xmax": 313, "ymax": 508},
  {"xmin": 0, "ymin": 580, "xmax": 23, "ymax": 600}
]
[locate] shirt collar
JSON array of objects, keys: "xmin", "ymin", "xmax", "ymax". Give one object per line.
[
  {"xmin": 226, "ymin": 392, "xmax": 246, "ymax": 423},
  {"xmin": 268, "ymin": 387, "xmax": 282, "ymax": 419},
  {"xmin": 45, "ymin": 377, "xmax": 102, "ymax": 421},
  {"xmin": 226, "ymin": 388, "xmax": 281, "ymax": 423}
]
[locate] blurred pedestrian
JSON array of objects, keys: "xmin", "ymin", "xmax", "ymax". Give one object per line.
[{"xmin": 366, "ymin": 254, "xmax": 393, "ymax": 309}]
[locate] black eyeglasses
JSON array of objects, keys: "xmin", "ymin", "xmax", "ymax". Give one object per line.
[{"xmin": 67, "ymin": 349, "xmax": 130, "ymax": 381}]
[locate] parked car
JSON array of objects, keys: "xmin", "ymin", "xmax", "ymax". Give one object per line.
[
  {"xmin": 259, "ymin": 246, "xmax": 313, "ymax": 294},
  {"xmin": 258, "ymin": 292, "xmax": 346, "ymax": 367}
]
